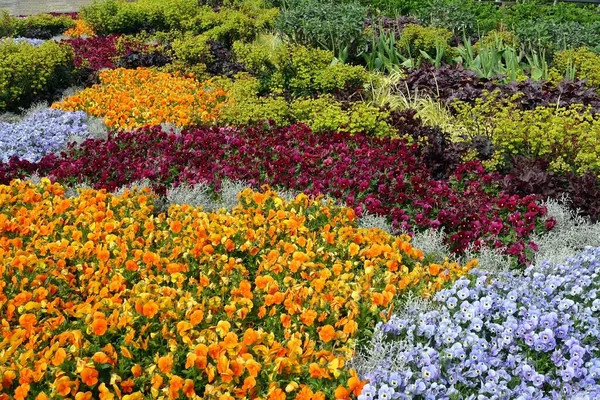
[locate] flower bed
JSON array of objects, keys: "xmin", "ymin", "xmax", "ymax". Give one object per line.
[
  {"xmin": 53, "ymin": 68, "xmax": 229, "ymax": 130},
  {"xmin": 0, "ymin": 178, "xmax": 473, "ymax": 399},
  {"xmin": 0, "ymin": 124, "xmax": 552, "ymax": 261},
  {"xmin": 0, "ymin": 108, "xmax": 91, "ymax": 163},
  {"xmin": 355, "ymin": 246, "xmax": 600, "ymax": 398}
]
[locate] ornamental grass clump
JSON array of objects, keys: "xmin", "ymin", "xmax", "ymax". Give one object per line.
[
  {"xmin": 52, "ymin": 67, "xmax": 229, "ymax": 130},
  {"xmin": 353, "ymin": 247, "xmax": 600, "ymax": 399},
  {"xmin": 0, "ymin": 178, "xmax": 474, "ymax": 399},
  {"xmin": 0, "ymin": 107, "xmax": 93, "ymax": 163}
]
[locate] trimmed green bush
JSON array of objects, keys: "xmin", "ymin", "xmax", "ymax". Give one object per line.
[
  {"xmin": 215, "ymin": 73, "xmax": 392, "ymax": 136},
  {"xmin": 0, "ymin": 11, "xmax": 75, "ymax": 40},
  {"xmin": 0, "ymin": 40, "xmax": 74, "ymax": 111},
  {"xmin": 82, "ymin": 0, "xmax": 278, "ymax": 42},
  {"xmin": 13, "ymin": 14, "xmax": 75, "ymax": 39},
  {"xmin": 233, "ymin": 41, "xmax": 368, "ymax": 96},
  {"xmin": 397, "ymin": 24, "xmax": 453, "ymax": 61}
]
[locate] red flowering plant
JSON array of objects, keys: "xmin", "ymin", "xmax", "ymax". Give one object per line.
[{"xmin": 0, "ymin": 124, "xmax": 553, "ymax": 264}]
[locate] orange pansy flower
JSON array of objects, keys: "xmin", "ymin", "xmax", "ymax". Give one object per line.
[
  {"xmin": 142, "ymin": 301, "xmax": 159, "ymax": 319},
  {"xmin": 157, "ymin": 355, "xmax": 173, "ymax": 374},
  {"xmin": 318, "ymin": 324, "xmax": 336, "ymax": 343}
]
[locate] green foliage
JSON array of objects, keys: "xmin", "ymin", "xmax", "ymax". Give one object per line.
[
  {"xmin": 0, "ymin": 11, "xmax": 75, "ymax": 39},
  {"xmin": 171, "ymin": 33, "xmax": 213, "ymax": 66},
  {"xmin": 456, "ymin": 36, "xmax": 548, "ymax": 83},
  {"xmin": 397, "ymin": 24, "xmax": 453, "ymax": 61},
  {"xmin": 0, "ymin": 40, "xmax": 74, "ymax": 111},
  {"xmin": 217, "ymin": 73, "xmax": 391, "ymax": 136},
  {"xmin": 552, "ymin": 47, "xmax": 600, "ymax": 88},
  {"xmin": 81, "ymin": 0, "xmax": 278, "ymax": 41},
  {"xmin": 81, "ymin": 0, "xmax": 169, "ymax": 35},
  {"xmin": 415, "ymin": 0, "xmax": 600, "ymax": 54},
  {"xmin": 181, "ymin": 5, "xmax": 279, "ymax": 44},
  {"xmin": 275, "ymin": 0, "xmax": 367, "ymax": 61},
  {"xmin": 512, "ymin": 20, "xmax": 600, "ymax": 55},
  {"xmin": 361, "ymin": 30, "xmax": 412, "ymax": 72},
  {"xmin": 233, "ymin": 42, "xmax": 368, "ymax": 96},
  {"xmin": 453, "ymin": 92, "xmax": 600, "ymax": 175},
  {"xmin": 416, "ymin": 0, "xmax": 501, "ymax": 37},
  {"xmin": 474, "ymin": 30, "xmax": 520, "ymax": 53},
  {"xmin": 13, "ymin": 14, "xmax": 75, "ymax": 39},
  {"xmin": 0, "ymin": 11, "xmax": 15, "ymax": 38}
]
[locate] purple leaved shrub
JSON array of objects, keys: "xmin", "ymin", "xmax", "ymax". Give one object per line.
[{"xmin": 403, "ymin": 65, "xmax": 600, "ymax": 113}]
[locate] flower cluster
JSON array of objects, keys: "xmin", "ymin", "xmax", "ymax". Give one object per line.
[
  {"xmin": 0, "ymin": 124, "xmax": 550, "ymax": 261},
  {"xmin": 0, "ymin": 108, "xmax": 90, "ymax": 163},
  {"xmin": 356, "ymin": 247, "xmax": 600, "ymax": 399},
  {"xmin": 0, "ymin": 37, "xmax": 44, "ymax": 46},
  {"xmin": 64, "ymin": 35, "xmax": 122, "ymax": 71},
  {"xmin": 0, "ymin": 178, "xmax": 473, "ymax": 399},
  {"xmin": 52, "ymin": 68, "xmax": 229, "ymax": 130},
  {"xmin": 64, "ymin": 19, "xmax": 95, "ymax": 37}
]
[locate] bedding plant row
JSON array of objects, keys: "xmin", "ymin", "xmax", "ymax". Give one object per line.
[
  {"xmin": 2, "ymin": 0, "xmax": 600, "ymax": 399},
  {"xmin": 0, "ymin": 178, "xmax": 475, "ymax": 399},
  {"xmin": 0, "ymin": 123, "xmax": 553, "ymax": 264}
]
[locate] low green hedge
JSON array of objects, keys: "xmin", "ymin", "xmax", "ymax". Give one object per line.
[
  {"xmin": 81, "ymin": 0, "xmax": 278, "ymax": 41},
  {"xmin": 0, "ymin": 11, "xmax": 75, "ymax": 40}
]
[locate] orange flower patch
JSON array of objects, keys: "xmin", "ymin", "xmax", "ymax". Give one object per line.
[
  {"xmin": 52, "ymin": 68, "xmax": 229, "ymax": 131},
  {"xmin": 64, "ymin": 19, "xmax": 95, "ymax": 37},
  {"xmin": 0, "ymin": 178, "xmax": 475, "ymax": 399}
]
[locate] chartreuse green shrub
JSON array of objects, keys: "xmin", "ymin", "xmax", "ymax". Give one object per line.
[
  {"xmin": 0, "ymin": 40, "xmax": 74, "ymax": 111},
  {"xmin": 81, "ymin": 0, "xmax": 170, "ymax": 35},
  {"xmin": 473, "ymin": 30, "xmax": 520, "ymax": 54},
  {"xmin": 184, "ymin": 4, "xmax": 278, "ymax": 44},
  {"xmin": 552, "ymin": 47, "xmax": 600, "ymax": 88},
  {"xmin": 0, "ymin": 11, "xmax": 13, "ymax": 38},
  {"xmin": 233, "ymin": 41, "xmax": 368, "ymax": 96},
  {"xmin": 453, "ymin": 92, "xmax": 600, "ymax": 175},
  {"xmin": 397, "ymin": 24, "xmax": 454, "ymax": 62},
  {"xmin": 82, "ymin": 0, "xmax": 278, "ymax": 41},
  {"xmin": 160, "ymin": 32, "xmax": 213, "ymax": 78},
  {"xmin": 215, "ymin": 73, "xmax": 392, "ymax": 136}
]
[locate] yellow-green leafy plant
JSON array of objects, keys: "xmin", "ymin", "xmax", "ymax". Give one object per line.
[
  {"xmin": 552, "ymin": 47, "xmax": 600, "ymax": 88},
  {"xmin": 0, "ymin": 10, "xmax": 14, "ymax": 37},
  {"xmin": 186, "ymin": 5, "xmax": 278, "ymax": 44},
  {"xmin": 13, "ymin": 13, "xmax": 76, "ymax": 39},
  {"xmin": 233, "ymin": 41, "xmax": 368, "ymax": 96},
  {"xmin": 473, "ymin": 30, "xmax": 520, "ymax": 54},
  {"xmin": 163, "ymin": 32, "xmax": 214, "ymax": 78},
  {"xmin": 0, "ymin": 40, "xmax": 74, "ymax": 111},
  {"xmin": 82, "ymin": 0, "xmax": 278, "ymax": 41},
  {"xmin": 291, "ymin": 95, "xmax": 392, "ymax": 137},
  {"xmin": 397, "ymin": 24, "xmax": 454, "ymax": 61},
  {"xmin": 217, "ymin": 73, "xmax": 392, "ymax": 136},
  {"xmin": 453, "ymin": 91, "xmax": 600, "ymax": 175}
]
